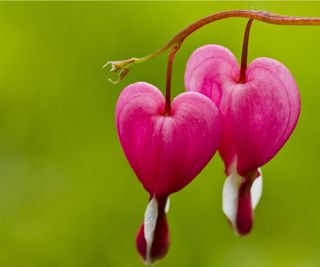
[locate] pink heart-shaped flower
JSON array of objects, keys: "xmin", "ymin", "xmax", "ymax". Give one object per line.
[
  {"xmin": 116, "ymin": 82, "xmax": 221, "ymax": 197},
  {"xmin": 116, "ymin": 81, "xmax": 221, "ymax": 263},
  {"xmin": 185, "ymin": 44, "xmax": 300, "ymax": 235}
]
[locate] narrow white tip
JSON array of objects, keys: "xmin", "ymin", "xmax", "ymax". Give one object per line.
[
  {"xmin": 251, "ymin": 169, "xmax": 263, "ymax": 209},
  {"xmin": 222, "ymin": 170, "xmax": 242, "ymax": 229},
  {"xmin": 165, "ymin": 197, "xmax": 170, "ymax": 214},
  {"xmin": 144, "ymin": 196, "xmax": 158, "ymax": 264}
]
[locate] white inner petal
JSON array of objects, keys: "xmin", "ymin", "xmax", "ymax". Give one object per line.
[
  {"xmin": 222, "ymin": 170, "xmax": 242, "ymax": 229},
  {"xmin": 222, "ymin": 168, "xmax": 263, "ymax": 231},
  {"xmin": 144, "ymin": 196, "xmax": 158, "ymax": 265},
  {"xmin": 165, "ymin": 197, "xmax": 170, "ymax": 214},
  {"xmin": 251, "ymin": 168, "xmax": 263, "ymax": 209}
]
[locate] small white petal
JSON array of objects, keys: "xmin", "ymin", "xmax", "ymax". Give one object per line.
[
  {"xmin": 222, "ymin": 170, "xmax": 242, "ymax": 229},
  {"xmin": 165, "ymin": 197, "xmax": 170, "ymax": 214},
  {"xmin": 251, "ymin": 169, "xmax": 263, "ymax": 209},
  {"xmin": 144, "ymin": 196, "xmax": 158, "ymax": 265}
]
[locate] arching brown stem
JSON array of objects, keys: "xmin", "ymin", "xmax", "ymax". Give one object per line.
[
  {"xmin": 165, "ymin": 10, "xmax": 320, "ymax": 50},
  {"xmin": 239, "ymin": 19, "xmax": 254, "ymax": 83},
  {"xmin": 106, "ymin": 10, "xmax": 320, "ymax": 83}
]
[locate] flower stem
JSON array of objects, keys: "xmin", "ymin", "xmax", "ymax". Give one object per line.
[
  {"xmin": 107, "ymin": 10, "xmax": 320, "ymax": 83},
  {"xmin": 164, "ymin": 45, "xmax": 180, "ymax": 115},
  {"xmin": 239, "ymin": 19, "xmax": 254, "ymax": 83}
]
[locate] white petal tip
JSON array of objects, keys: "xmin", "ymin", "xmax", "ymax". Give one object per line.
[
  {"xmin": 222, "ymin": 171, "xmax": 242, "ymax": 229},
  {"xmin": 251, "ymin": 169, "xmax": 263, "ymax": 209},
  {"xmin": 165, "ymin": 197, "xmax": 170, "ymax": 213},
  {"xmin": 144, "ymin": 196, "xmax": 158, "ymax": 264}
]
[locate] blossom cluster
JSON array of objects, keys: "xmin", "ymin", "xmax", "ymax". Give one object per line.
[{"xmin": 115, "ymin": 44, "xmax": 300, "ymax": 265}]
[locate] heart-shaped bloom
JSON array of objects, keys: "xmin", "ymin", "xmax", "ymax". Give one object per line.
[
  {"xmin": 185, "ymin": 45, "xmax": 300, "ymax": 235},
  {"xmin": 116, "ymin": 82, "xmax": 221, "ymax": 263}
]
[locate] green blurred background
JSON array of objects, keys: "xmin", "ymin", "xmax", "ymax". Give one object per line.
[{"xmin": 0, "ymin": 1, "xmax": 320, "ymax": 267}]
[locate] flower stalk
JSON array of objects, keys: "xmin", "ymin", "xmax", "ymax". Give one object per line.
[
  {"xmin": 239, "ymin": 18, "xmax": 254, "ymax": 83},
  {"xmin": 105, "ymin": 10, "xmax": 320, "ymax": 83},
  {"xmin": 164, "ymin": 44, "xmax": 180, "ymax": 115}
]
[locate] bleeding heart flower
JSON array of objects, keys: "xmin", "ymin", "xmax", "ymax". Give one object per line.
[
  {"xmin": 116, "ymin": 82, "xmax": 221, "ymax": 264},
  {"xmin": 184, "ymin": 44, "xmax": 300, "ymax": 235}
]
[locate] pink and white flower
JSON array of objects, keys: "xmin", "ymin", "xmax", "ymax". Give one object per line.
[
  {"xmin": 185, "ymin": 44, "xmax": 300, "ymax": 235},
  {"xmin": 116, "ymin": 82, "xmax": 221, "ymax": 263}
]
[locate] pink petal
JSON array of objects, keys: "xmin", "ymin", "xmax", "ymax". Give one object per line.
[
  {"xmin": 231, "ymin": 58, "xmax": 300, "ymax": 175},
  {"xmin": 184, "ymin": 45, "xmax": 300, "ymax": 176},
  {"xmin": 185, "ymin": 45, "xmax": 240, "ymax": 171},
  {"xmin": 116, "ymin": 82, "xmax": 221, "ymax": 196}
]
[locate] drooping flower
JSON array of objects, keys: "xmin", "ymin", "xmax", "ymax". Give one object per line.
[
  {"xmin": 184, "ymin": 44, "xmax": 300, "ymax": 235},
  {"xmin": 116, "ymin": 82, "xmax": 221, "ymax": 264}
]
